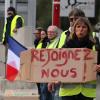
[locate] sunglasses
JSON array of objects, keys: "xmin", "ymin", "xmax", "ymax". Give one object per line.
[{"xmin": 69, "ymin": 17, "xmax": 78, "ymax": 22}]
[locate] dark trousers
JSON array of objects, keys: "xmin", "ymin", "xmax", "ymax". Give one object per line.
[
  {"xmin": 37, "ymin": 83, "xmax": 53, "ymax": 100},
  {"xmin": 37, "ymin": 83, "xmax": 41, "ymax": 100},
  {"xmin": 40, "ymin": 83, "xmax": 53, "ymax": 100},
  {"xmin": 61, "ymin": 93, "xmax": 93, "ymax": 100}
]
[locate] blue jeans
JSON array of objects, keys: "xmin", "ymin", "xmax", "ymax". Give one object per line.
[
  {"xmin": 40, "ymin": 83, "xmax": 53, "ymax": 100},
  {"xmin": 40, "ymin": 83, "xmax": 62, "ymax": 100},
  {"xmin": 53, "ymin": 84, "xmax": 62, "ymax": 100}
]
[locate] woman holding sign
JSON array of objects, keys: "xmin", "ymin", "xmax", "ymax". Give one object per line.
[{"xmin": 59, "ymin": 17, "xmax": 100, "ymax": 100}]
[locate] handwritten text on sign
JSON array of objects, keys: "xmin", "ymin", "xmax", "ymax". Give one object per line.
[{"xmin": 30, "ymin": 48, "xmax": 96, "ymax": 83}]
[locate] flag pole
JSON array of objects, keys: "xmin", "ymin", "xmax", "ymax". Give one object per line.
[
  {"xmin": 52, "ymin": 0, "xmax": 61, "ymax": 28},
  {"xmin": 4, "ymin": 0, "xmax": 10, "ymax": 78}
]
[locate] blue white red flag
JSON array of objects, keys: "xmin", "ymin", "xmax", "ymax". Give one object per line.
[{"xmin": 6, "ymin": 36, "xmax": 27, "ymax": 81}]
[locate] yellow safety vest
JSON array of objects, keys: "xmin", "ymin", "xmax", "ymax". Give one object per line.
[
  {"xmin": 59, "ymin": 34, "xmax": 96, "ymax": 98},
  {"xmin": 2, "ymin": 15, "xmax": 24, "ymax": 42},
  {"xmin": 58, "ymin": 30, "xmax": 68, "ymax": 48},
  {"xmin": 59, "ymin": 81, "xmax": 96, "ymax": 98},
  {"xmin": 36, "ymin": 40, "xmax": 43, "ymax": 49},
  {"xmin": 92, "ymin": 32, "xmax": 96, "ymax": 38},
  {"xmin": 92, "ymin": 32, "xmax": 96, "ymax": 51},
  {"xmin": 46, "ymin": 37, "xmax": 59, "ymax": 49}
]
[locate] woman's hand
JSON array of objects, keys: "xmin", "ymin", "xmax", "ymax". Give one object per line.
[
  {"xmin": 48, "ymin": 82, "xmax": 54, "ymax": 92},
  {"xmin": 96, "ymin": 64, "xmax": 100, "ymax": 72},
  {"xmin": 48, "ymin": 81, "xmax": 61, "ymax": 92}
]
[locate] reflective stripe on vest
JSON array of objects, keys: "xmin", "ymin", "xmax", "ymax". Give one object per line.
[
  {"xmin": 2, "ymin": 22, "xmax": 7, "ymax": 42},
  {"xmin": 92, "ymin": 32, "xmax": 96, "ymax": 51},
  {"xmin": 61, "ymin": 83, "xmax": 80, "ymax": 89},
  {"xmin": 2, "ymin": 15, "xmax": 24, "ymax": 42},
  {"xmin": 83, "ymin": 83, "xmax": 96, "ymax": 88},
  {"xmin": 92, "ymin": 32, "xmax": 96, "ymax": 38},
  {"xmin": 61, "ymin": 83, "xmax": 96, "ymax": 89}
]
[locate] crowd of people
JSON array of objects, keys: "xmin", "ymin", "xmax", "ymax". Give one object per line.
[
  {"xmin": 2, "ymin": 6, "xmax": 100, "ymax": 100},
  {"xmin": 33, "ymin": 8, "xmax": 100, "ymax": 100}
]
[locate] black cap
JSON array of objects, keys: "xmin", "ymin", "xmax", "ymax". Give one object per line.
[{"xmin": 7, "ymin": 6, "xmax": 16, "ymax": 15}]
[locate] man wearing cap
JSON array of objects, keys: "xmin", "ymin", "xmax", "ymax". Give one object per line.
[
  {"xmin": 2, "ymin": 6, "xmax": 24, "ymax": 45},
  {"xmin": 33, "ymin": 27, "xmax": 43, "ymax": 48}
]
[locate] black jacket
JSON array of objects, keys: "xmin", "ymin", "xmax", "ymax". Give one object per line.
[
  {"xmin": 63, "ymin": 34, "xmax": 94, "ymax": 48},
  {"xmin": 63, "ymin": 34, "xmax": 100, "ymax": 64},
  {"xmin": 34, "ymin": 37, "xmax": 49, "ymax": 48},
  {"xmin": 34, "ymin": 38, "xmax": 40, "ymax": 48},
  {"xmin": 41, "ymin": 37, "xmax": 49, "ymax": 48}
]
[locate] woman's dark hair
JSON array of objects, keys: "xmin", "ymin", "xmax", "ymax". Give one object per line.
[
  {"xmin": 7, "ymin": 6, "xmax": 17, "ymax": 15},
  {"xmin": 41, "ymin": 29, "xmax": 47, "ymax": 34}
]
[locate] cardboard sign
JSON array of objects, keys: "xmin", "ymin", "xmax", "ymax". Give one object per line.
[{"xmin": 16, "ymin": 48, "xmax": 97, "ymax": 83}]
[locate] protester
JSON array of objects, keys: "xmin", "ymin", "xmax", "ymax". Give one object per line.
[
  {"xmin": 2, "ymin": 6, "xmax": 24, "ymax": 45},
  {"xmin": 36, "ymin": 29, "xmax": 49, "ymax": 49},
  {"xmin": 47, "ymin": 9, "xmax": 85, "ymax": 100},
  {"xmin": 36, "ymin": 29, "xmax": 51, "ymax": 100},
  {"xmin": 59, "ymin": 17, "xmax": 99, "ymax": 100},
  {"xmin": 47, "ymin": 25, "xmax": 62, "ymax": 100},
  {"xmin": 34, "ymin": 27, "xmax": 43, "ymax": 48},
  {"xmin": 33, "ymin": 27, "xmax": 43, "ymax": 100},
  {"xmin": 58, "ymin": 8, "xmax": 85, "ymax": 48}
]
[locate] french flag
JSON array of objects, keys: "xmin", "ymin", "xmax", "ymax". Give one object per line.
[{"xmin": 6, "ymin": 36, "xmax": 27, "ymax": 81}]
